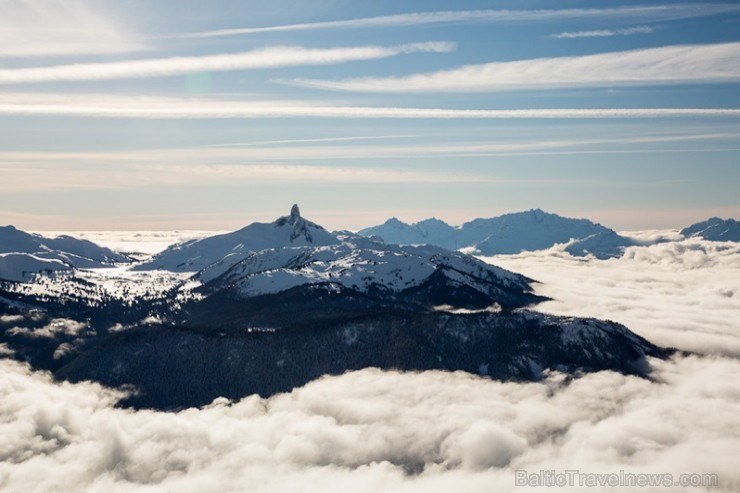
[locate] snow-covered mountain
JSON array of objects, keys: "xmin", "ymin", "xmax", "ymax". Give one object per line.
[
  {"xmin": 564, "ymin": 230, "xmax": 637, "ymax": 259},
  {"xmin": 681, "ymin": 217, "xmax": 740, "ymax": 242},
  {"xmin": 0, "ymin": 225, "xmax": 128, "ymax": 264},
  {"xmin": 191, "ymin": 233, "xmax": 540, "ymax": 310},
  {"xmin": 358, "ymin": 209, "xmax": 633, "ymax": 258},
  {"xmin": 0, "ymin": 225, "xmax": 130, "ymax": 281},
  {"xmin": 135, "ymin": 204, "xmax": 340, "ymax": 272},
  {"xmin": 360, "ymin": 217, "xmax": 459, "ymax": 248}
]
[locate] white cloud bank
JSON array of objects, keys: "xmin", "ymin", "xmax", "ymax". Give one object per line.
[
  {"xmin": 484, "ymin": 237, "xmax": 740, "ymax": 357},
  {"xmin": 0, "ymin": 355, "xmax": 738, "ymax": 492},
  {"xmin": 182, "ymin": 4, "xmax": 740, "ymax": 38},
  {"xmin": 285, "ymin": 42, "xmax": 740, "ymax": 93},
  {"xmin": 0, "ymin": 0, "xmax": 146, "ymax": 57},
  {"xmin": 0, "ymin": 42, "xmax": 454, "ymax": 85},
  {"xmin": 1, "ymin": 93, "xmax": 739, "ymax": 120}
]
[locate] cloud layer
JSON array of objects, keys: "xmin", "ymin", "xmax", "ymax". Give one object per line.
[
  {"xmin": 485, "ymin": 237, "xmax": 740, "ymax": 356},
  {"xmin": 285, "ymin": 42, "xmax": 740, "ymax": 93},
  {"xmin": 0, "ymin": 354, "xmax": 738, "ymax": 492}
]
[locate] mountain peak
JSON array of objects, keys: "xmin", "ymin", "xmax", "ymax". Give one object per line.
[
  {"xmin": 136, "ymin": 206, "xmax": 340, "ymax": 272},
  {"xmin": 274, "ymin": 204, "xmax": 307, "ymax": 228},
  {"xmin": 289, "ymin": 204, "xmax": 301, "ymax": 222},
  {"xmin": 417, "ymin": 217, "xmax": 449, "ymax": 226}
]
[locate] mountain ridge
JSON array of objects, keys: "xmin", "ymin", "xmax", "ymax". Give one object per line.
[
  {"xmin": 358, "ymin": 209, "xmax": 635, "ymax": 259},
  {"xmin": 0, "ymin": 225, "xmax": 130, "ymax": 282},
  {"xmin": 681, "ymin": 217, "xmax": 740, "ymax": 242}
]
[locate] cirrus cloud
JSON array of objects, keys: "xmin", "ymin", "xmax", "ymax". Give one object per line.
[
  {"xmin": 0, "ymin": 42, "xmax": 455, "ymax": 85},
  {"xmin": 283, "ymin": 42, "xmax": 740, "ymax": 93},
  {"xmin": 0, "ymin": 93, "xmax": 739, "ymax": 120},
  {"xmin": 552, "ymin": 26, "xmax": 655, "ymax": 39},
  {"xmin": 181, "ymin": 4, "xmax": 740, "ymax": 38}
]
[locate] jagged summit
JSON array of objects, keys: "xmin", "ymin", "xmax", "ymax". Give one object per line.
[
  {"xmin": 273, "ymin": 204, "xmax": 322, "ymax": 243},
  {"xmin": 528, "ymin": 208, "xmax": 545, "ymax": 221},
  {"xmin": 269, "ymin": 204, "xmax": 304, "ymax": 226}
]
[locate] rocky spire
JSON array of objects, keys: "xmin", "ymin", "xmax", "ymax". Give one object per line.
[{"xmin": 289, "ymin": 204, "xmax": 301, "ymax": 223}]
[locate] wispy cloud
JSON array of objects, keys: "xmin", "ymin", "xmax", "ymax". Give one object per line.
[
  {"xmin": 0, "ymin": 133, "xmax": 734, "ymax": 173},
  {"xmin": 0, "ymin": 162, "xmax": 487, "ymax": 193},
  {"xmin": 0, "ymin": 0, "xmax": 146, "ymax": 57},
  {"xmin": 552, "ymin": 26, "xmax": 655, "ymax": 39},
  {"xmin": 179, "ymin": 4, "xmax": 740, "ymax": 38},
  {"xmin": 284, "ymin": 42, "xmax": 740, "ymax": 93},
  {"xmin": 0, "ymin": 42, "xmax": 455, "ymax": 84},
  {"xmin": 200, "ymin": 135, "xmax": 419, "ymax": 148},
  {"xmin": 1, "ymin": 93, "xmax": 739, "ymax": 119}
]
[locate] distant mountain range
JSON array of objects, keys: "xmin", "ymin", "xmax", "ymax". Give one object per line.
[
  {"xmin": 358, "ymin": 209, "xmax": 637, "ymax": 259},
  {"xmin": 2, "ymin": 210, "xmax": 737, "ymax": 284},
  {"xmin": 0, "ymin": 205, "xmax": 675, "ymax": 409},
  {"xmin": 681, "ymin": 217, "xmax": 740, "ymax": 242}
]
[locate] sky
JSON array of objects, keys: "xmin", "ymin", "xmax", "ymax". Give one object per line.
[{"xmin": 0, "ymin": 0, "xmax": 739, "ymax": 231}]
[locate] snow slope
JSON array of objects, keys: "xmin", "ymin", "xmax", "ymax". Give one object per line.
[
  {"xmin": 0, "ymin": 253, "xmax": 70, "ymax": 282},
  {"xmin": 194, "ymin": 233, "xmax": 534, "ymax": 308}
]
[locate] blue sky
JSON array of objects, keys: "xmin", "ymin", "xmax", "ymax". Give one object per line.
[{"xmin": 0, "ymin": 0, "xmax": 739, "ymax": 230}]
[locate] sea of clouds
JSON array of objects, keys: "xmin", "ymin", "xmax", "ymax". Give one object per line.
[
  {"xmin": 487, "ymin": 235, "xmax": 740, "ymax": 356},
  {"xmin": 1, "ymin": 234, "xmax": 738, "ymax": 492}
]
